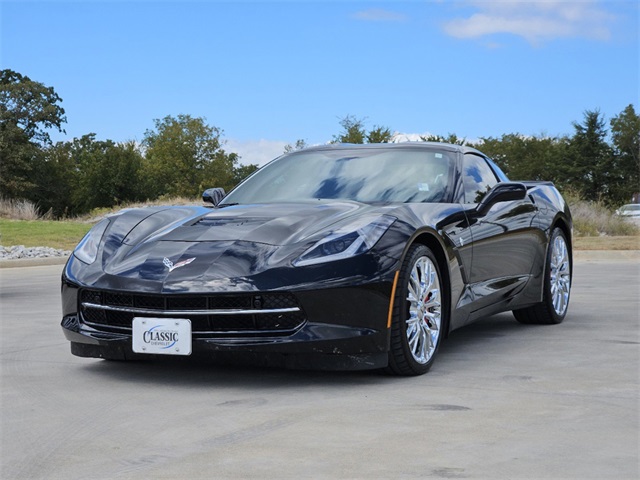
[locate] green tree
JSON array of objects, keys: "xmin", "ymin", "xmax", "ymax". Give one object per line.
[
  {"xmin": 143, "ymin": 115, "xmax": 237, "ymax": 198},
  {"xmin": 610, "ymin": 104, "xmax": 640, "ymax": 204},
  {"xmin": 0, "ymin": 69, "xmax": 66, "ymax": 199},
  {"xmin": 333, "ymin": 115, "xmax": 366, "ymax": 144},
  {"xmin": 421, "ymin": 133, "xmax": 467, "ymax": 146},
  {"xmin": 75, "ymin": 137, "xmax": 145, "ymax": 211},
  {"xmin": 332, "ymin": 115, "xmax": 393, "ymax": 144},
  {"xmin": 566, "ymin": 110, "xmax": 614, "ymax": 202},
  {"xmin": 30, "ymin": 140, "xmax": 77, "ymax": 217},
  {"xmin": 366, "ymin": 125, "xmax": 392, "ymax": 144},
  {"xmin": 473, "ymin": 134, "xmax": 569, "ymax": 187},
  {"xmin": 231, "ymin": 163, "xmax": 259, "ymax": 187},
  {"xmin": 35, "ymin": 134, "xmax": 146, "ymax": 215},
  {"xmin": 284, "ymin": 139, "xmax": 308, "ymax": 153}
]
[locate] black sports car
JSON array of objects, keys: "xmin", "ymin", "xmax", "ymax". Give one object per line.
[{"xmin": 61, "ymin": 143, "xmax": 572, "ymax": 375}]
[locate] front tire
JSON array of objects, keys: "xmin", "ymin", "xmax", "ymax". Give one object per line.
[
  {"xmin": 513, "ymin": 228, "xmax": 571, "ymax": 325},
  {"xmin": 388, "ymin": 245, "xmax": 446, "ymax": 376}
]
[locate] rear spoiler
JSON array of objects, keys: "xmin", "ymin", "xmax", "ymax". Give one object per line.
[{"xmin": 516, "ymin": 181, "xmax": 555, "ymax": 189}]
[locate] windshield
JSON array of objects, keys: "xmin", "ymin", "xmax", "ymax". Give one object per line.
[
  {"xmin": 222, "ymin": 147, "xmax": 455, "ymax": 205},
  {"xmin": 622, "ymin": 204, "xmax": 640, "ymax": 212}
]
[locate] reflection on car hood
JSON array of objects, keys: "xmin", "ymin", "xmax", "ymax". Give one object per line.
[
  {"xmin": 88, "ymin": 202, "xmax": 396, "ymax": 292},
  {"xmin": 154, "ymin": 202, "xmax": 387, "ymax": 245}
]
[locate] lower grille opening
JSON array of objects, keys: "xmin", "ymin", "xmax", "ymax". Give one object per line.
[{"xmin": 79, "ymin": 289, "xmax": 306, "ymax": 336}]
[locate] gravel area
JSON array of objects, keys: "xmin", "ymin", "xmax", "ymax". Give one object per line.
[{"xmin": 0, "ymin": 245, "xmax": 71, "ymax": 260}]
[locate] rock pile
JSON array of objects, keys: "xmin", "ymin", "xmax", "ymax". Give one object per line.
[{"xmin": 0, "ymin": 245, "xmax": 71, "ymax": 260}]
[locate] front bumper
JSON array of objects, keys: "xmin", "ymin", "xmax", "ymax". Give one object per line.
[{"xmin": 61, "ymin": 279, "xmax": 394, "ymax": 370}]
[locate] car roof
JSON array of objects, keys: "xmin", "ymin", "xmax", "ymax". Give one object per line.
[{"xmin": 296, "ymin": 142, "xmax": 485, "ymax": 157}]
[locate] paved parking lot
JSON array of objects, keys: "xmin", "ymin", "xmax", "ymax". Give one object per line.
[{"xmin": 1, "ymin": 256, "xmax": 638, "ymax": 479}]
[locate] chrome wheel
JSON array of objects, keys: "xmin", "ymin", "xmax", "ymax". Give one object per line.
[
  {"xmin": 389, "ymin": 244, "xmax": 447, "ymax": 375},
  {"xmin": 513, "ymin": 227, "xmax": 571, "ymax": 325},
  {"xmin": 549, "ymin": 234, "xmax": 571, "ymax": 316},
  {"xmin": 405, "ymin": 255, "xmax": 442, "ymax": 364}
]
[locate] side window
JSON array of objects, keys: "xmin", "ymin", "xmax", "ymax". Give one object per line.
[
  {"xmin": 462, "ymin": 154, "xmax": 499, "ymax": 204},
  {"xmin": 486, "ymin": 157, "xmax": 509, "ymax": 182}
]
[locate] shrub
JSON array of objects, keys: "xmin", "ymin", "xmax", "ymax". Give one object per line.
[{"xmin": 0, "ymin": 197, "xmax": 41, "ymax": 220}]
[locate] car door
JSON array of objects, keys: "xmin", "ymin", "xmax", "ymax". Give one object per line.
[{"xmin": 461, "ymin": 153, "xmax": 540, "ymax": 310}]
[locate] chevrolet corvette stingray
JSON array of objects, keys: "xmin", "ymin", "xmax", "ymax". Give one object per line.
[{"xmin": 61, "ymin": 143, "xmax": 572, "ymax": 375}]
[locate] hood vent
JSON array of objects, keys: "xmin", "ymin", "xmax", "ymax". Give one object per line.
[{"xmin": 194, "ymin": 217, "xmax": 262, "ymax": 228}]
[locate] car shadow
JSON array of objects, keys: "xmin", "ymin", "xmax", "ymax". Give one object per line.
[
  {"xmin": 439, "ymin": 311, "xmax": 529, "ymax": 353},
  {"xmin": 80, "ymin": 356, "xmax": 389, "ymax": 389},
  {"xmin": 78, "ymin": 312, "xmax": 541, "ymax": 388}
]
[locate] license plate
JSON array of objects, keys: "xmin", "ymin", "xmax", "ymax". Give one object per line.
[{"xmin": 132, "ymin": 317, "xmax": 192, "ymax": 356}]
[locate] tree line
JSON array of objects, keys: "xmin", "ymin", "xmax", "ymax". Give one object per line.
[
  {"xmin": 1, "ymin": 69, "xmax": 638, "ymax": 218},
  {"xmin": 1, "ymin": 70, "xmax": 259, "ymax": 217},
  {"xmin": 325, "ymin": 111, "xmax": 639, "ymax": 207}
]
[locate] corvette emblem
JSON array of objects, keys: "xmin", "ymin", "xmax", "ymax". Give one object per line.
[{"xmin": 163, "ymin": 257, "xmax": 196, "ymax": 272}]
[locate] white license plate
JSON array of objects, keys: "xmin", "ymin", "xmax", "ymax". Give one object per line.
[{"xmin": 132, "ymin": 317, "xmax": 192, "ymax": 356}]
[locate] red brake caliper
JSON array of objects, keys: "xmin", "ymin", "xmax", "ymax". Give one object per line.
[{"xmin": 424, "ymin": 292, "xmax": 432, "ymax": 326}]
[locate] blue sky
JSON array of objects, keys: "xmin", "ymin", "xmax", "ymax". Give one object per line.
[{"xmin": 2, "ymin": 0, "xmax": 638, "ymax": 165}]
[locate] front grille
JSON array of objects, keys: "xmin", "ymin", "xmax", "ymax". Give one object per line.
[{"xmin": 79, "ymin": 289, "xmax": 306, "ymax": 336}]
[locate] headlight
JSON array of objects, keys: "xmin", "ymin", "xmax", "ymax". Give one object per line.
[
  {"xmin": 294, "ymin": 215, "xmax": 396, "ymax": 267},
  {"xmin": 73, "ymin": 218, "xmax": 110, "ymax": 264}
]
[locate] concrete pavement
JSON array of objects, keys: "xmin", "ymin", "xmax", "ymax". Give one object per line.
[{"xmin": 1, "ymin": 256, "xmax": 638, "ymax": 479}]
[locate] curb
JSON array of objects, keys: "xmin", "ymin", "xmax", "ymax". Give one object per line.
[{"xmin": 0, "ymin": 256, "xmax": 70, "ymax": 268}]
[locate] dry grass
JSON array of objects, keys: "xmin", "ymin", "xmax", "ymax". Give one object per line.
[
  {"xmin": 571, "ymin": 203, "xmax": 638, "ymax": 236},
  {"xmin": 0, "ymin": 197, "xmax": 43, "ymax": 221},
  {"xmin": 77, "ymin": 196, "xmax": 200, "ymax": 222},
  {"xmin": 573, "ymin": 236, "xmax": 640, "ymax": 250},
  {"xmin": 565, "ymin": 192, "xmax": 639, "ymax": 237}
]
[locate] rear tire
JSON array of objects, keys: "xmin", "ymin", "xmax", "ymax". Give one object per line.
[
  {"xmin": 388, "ymin": 245, "xmax": 446, "ymax": 376},
  {"xmin": 513, "ymin": 228, "xmax": 571, "ymax": 325}
]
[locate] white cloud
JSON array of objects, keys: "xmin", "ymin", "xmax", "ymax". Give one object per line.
[
  {"xmin": 391, "ymin": 132, "xmax": 481, "ymax": 145},
  {"xmin": 390, "ymin": 132, "xmax": 430, "ymax": 142},
  {"xmin": 225, "ymin": 138, "xmax": 289, "ymax": 167},
  {"xmin": 352, "ymin": 8, "xmax": 408, "ymax": 22},
  {"xmin": 443, "ymin": 1, "xmax": 615, "ymax": 45}
]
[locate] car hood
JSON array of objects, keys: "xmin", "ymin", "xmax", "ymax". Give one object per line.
[
  {"xmin": 156, "ymin": 201, "xmax": 384, "ymax": 245},
  {"xmin": 73, "ymin": 201, "xmax": 398, "ymax": 292}
]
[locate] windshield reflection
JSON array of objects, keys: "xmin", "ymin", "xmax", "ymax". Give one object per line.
[{"xmin": 222, "ymin": 148, "xmax": 454, "ymax": 205}]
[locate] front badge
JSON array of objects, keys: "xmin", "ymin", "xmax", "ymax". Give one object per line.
[{"xmin": 163, "ymin": 256, "xmax": 196, "ymax": 272}]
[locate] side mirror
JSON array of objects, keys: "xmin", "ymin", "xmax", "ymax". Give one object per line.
[
  {"xmin": 202, "ymin": 187, "xmax": 226, "ymax": 206},
  {"xmin": 475, "ymin": 182, "xmax": 527, "ymax": 217}
]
